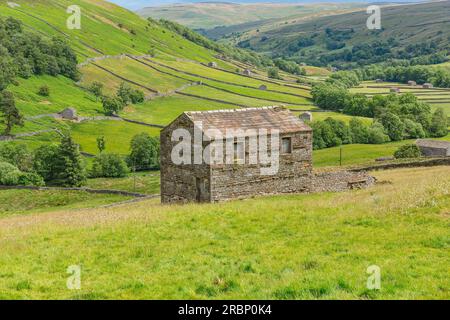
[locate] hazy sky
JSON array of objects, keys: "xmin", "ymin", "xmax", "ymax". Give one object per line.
[{"xmin": 108, "ymin": 0, "xmax": 424, "ymax": 11}]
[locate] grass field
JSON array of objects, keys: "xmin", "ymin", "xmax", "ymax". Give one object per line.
[
  {"xmin": 0, "ymin": 189, "xmax": 130, "ymax": 218},
  {"xmin": 69, "ymin": 120, "xmax": 160, "ymax": 155},
  {"xmin": 351, "ymin": 82, "xmax": 450, "ymax": 116},
  {"xmin": 86, "ymin": 172, "xmax": 160, "ymax": 195},
  {"xmin": 0, "ymin": 166, "xmax": 448, "ymax": 299}
]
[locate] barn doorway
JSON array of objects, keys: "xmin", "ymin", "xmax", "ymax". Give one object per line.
[{"xmin": 196, "ymin": 178, "xmax": 207, "ymax": 202}]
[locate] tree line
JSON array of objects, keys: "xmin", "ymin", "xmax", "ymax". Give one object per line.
[
  {"xmin": 311, "ymin": 80, "xmax": 448, "ymax": 150},
  {"xmin": 0, "ymin": 17, "xmax": 79, "ymax": 136},
  {"xmin": 0, "ymin": 132, "xmax": 160, "ymax": 188}
]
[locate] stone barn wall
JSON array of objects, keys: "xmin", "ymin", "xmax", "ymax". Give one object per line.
[
  {"xmin": 210, "ymin": 132, "xmax": 313, "ymax": 201},
  {"xmin": 160, "ymin": 114, "xmax": 212, "ymax": 204},
  {"xmin": 312, "ymin": 171, "xmax": 376, "ymax": 193},
  {"xmin": 419, "ymin": 146, "xmax": 450, "ymax": 157}
]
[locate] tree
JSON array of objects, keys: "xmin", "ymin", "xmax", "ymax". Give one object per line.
[
  {"xmin": 394, "ymin": 144, "xmax": 422, "ymax": 159},
  {"xmin": 0, "ymin": 161, "xmax": 44, "ymax": 186},
  {"xmin": 102, "ymin": 96, "xmax": 124, "ymax": 116},
  {"xmin": 349, "ymin": 118, "xmax": 369, "ymax": 144},
  {"xmin": 33, "ymin": 144, "xmax": 59, "ymax": 183},
  {"xmin": 268, "ymin": 67, "xmax": 280, "ymax": 79},
  {"xmin": 127, "ymin": 133, "xmax": 160, "ymax": 170},
  {"xmin": 0, "ymin": 142, "xmax": 32, "ymax": 171},
  {"xmin": 368, "ymin": 122, "xmax": 390, "ymax": 144},
  {"xmin": 91, "ymin": 153, "xmax": 129, "ymax": 178},
  {"xmin": 89, "ymin": 81, "xmax": 104, "ymax": 101},
  {"xmin": 96, "ymin": 136, "xmax": 106, "ymax": 153},
  {"xmin": 379, "ymin": 112, "xmax": 405, "ymax": 141},
  {"xmin": 129, "ymin": 89, "xmax": 145, "ymax": 104},
  {"xmin": 52, "ymin": 135, "xmax": 86, "ymax": 187},
  {"xmin": 429, "ymin": 108, "xmax": 448, "ymax": 137},
  {"xmin": 0, "ymin": 91, "xmax": 24, "ymax": 135},
  {"xmin": 38, "ymin": 85, "xmax": 50, "ymax": 97},
  {"xmin": 117, "ymin": 82, "xmax": 133, "ymax": 105}
]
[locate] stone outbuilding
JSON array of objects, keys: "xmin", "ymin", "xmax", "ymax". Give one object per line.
[
  {"xmin": 160, "ymin": 107, "xmax": 313, "ymax": 203},
  {"xmin": 375, "ymin": 79, "xmax": 384, "ymax": 83},
  {"xmin": 299, "ymin": 112, "xmax": 313, "ymax": 122},
  {"xmin": 422, "ymin": 83, "xmax": 434, "ymax": 89},
  {"xmin": 416, "ymin": 139, "xmax": 450, "ymax": 157},
  {"xmin": 390, "ymin": 87, "xmax": 401, "ymax": 93},
  {"xmin": 208, "ymin": 62, "xmax": 218, "ymax": 68},
  {"xmin": 243, "ymin": 69, "xmax": 252, "ymax": 76},
  {"xmin": 408, "ymin": 80, "xmax": 417, "ymax": 86},
  {"xmin": 259, "ymin": 84, "xmax": 267, "ymax": 91},
  {"xmin": 59, "ymin": 107, "xmax": 78, "ymax": 120}
]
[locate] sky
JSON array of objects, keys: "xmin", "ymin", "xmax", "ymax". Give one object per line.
[{"xmin": 108, "ymin": 0, "xmax": 424, "ymax": 11}]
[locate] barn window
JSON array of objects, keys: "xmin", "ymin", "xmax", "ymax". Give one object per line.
[
  {"xmin": 234, "ymin": 142, "xmax": 244, "ymax": 162},
  {"xmin": 281, "ymin": 137, "xmax": 292, "ymax": 154}
]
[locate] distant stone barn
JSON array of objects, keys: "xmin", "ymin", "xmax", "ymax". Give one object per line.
[
  {"xmin": 160, "ymin": 107, "xmax": 313, "ymax": 203},
  {"xmin": 416, "ymin": 139, "xmax": 450, "ymax": 157}
]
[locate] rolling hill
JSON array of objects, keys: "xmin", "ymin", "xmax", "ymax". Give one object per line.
[
  {"xmin": 0, "ymin": 0, "xmax": 318, "ymax": 157},
  {"xmin": 233, "ymin": 1, "xmax": 450, "ymax": 67},
  {"xmin": 138, "ymin": 2, "xmax": 367, "ymax": 30}
]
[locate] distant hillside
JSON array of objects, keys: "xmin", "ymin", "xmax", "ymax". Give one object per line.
[
  {"xmin": 234, "ymin": 1, "xmax": 450, "ymax": 68},
  {"xmin": 137, "ymin": 2, "xmax": 367, "ymax": 30}
]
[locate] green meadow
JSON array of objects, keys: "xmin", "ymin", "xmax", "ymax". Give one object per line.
[{"xmin": 0, "ymin": 167, "xmax": 448, "ymax": 299}]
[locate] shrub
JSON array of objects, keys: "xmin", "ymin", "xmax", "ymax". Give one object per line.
[
  {"xmin": 268, "ymin": 67, "xmax": 280, "ymax": 79},
  {"xmin": 0, "ymin": 161, "xmax": 21, "ymax": 185},
  {"xmin": 18, "ymin": 172, "xmax": 45, "ymax": 186},
  {"xmin": 0, "ymin": 161, "xmax": 44, "ymax": 186},
  {"xmin": 102, "ymin": 96, "xmax": 124, "ymax": 116},
  {"xmin": 129, "ymin": 89, "xmax": 145, "ymax": 104},
  {"xmin": 91, "ymin": 153, "xmax": 129, "ymax": 178},
  {"xmin": 394, "ymin": 144, "xmax": 422, "ymax": 159},
  {"xmin": 0, "ymin": 142, "xmax": 32, "ymax": 171},
  {"xmin": 38, "ymin": 85, "xmax": 50, "ymax": 97}
]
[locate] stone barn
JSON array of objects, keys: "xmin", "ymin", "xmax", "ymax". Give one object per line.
[
  {"xmin": 259, "ymin": 84, "xmax": 267, "ymax": 91},
  {"xmin": 243, "ymin": 69, "xmax": 252, "ymax": 76},
  {"xmin": 160, "ymin": 107, "xmax": 313, "ymax": 203},
  {"xmin": 299, "ymin": 112, "xmax": 313, "ymax": 122},
  {"xmin": 208, "ymin": 62, "xmax": 218, "ymax": 68},
  {"xmin": 59, "ymin": 107, "xmax": 78, "ymax": 120},
  {"xmin": 423, "ymin": 83, "xmax": 434, "ymax": 89},
  {"xmin": 375, "ymin": 79, "xmax": 384, "ymax": 83},
  {"xmin": 408, "ymin": 80, "xmax": 417, "ymax": 86},
  {"xmin": 416, "ymin": 139, "xmax": 450, "ymax": 157}
]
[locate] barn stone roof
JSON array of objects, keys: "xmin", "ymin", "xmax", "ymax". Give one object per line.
[
  {"xmin": 185, "ymin": 107, "xmax": 311, "ymax": 138},
  {"xmin": 416, "ymin": 139, "xmax": 450, "ymax": 149}
]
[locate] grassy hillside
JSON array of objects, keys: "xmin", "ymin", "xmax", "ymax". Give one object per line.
[
  {"xmin": 234, "ymin": 1, "xmax": 450, "ymax": 67},
  {"xmin": 0, "ymin": 166, "xmax": 448, "ymax": 299}
]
